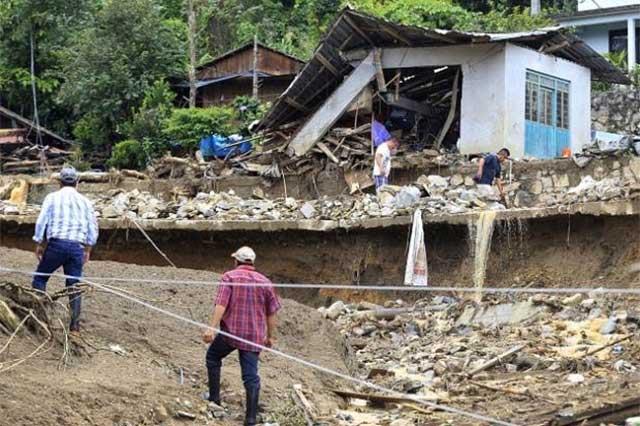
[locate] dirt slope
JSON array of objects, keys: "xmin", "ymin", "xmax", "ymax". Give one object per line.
[{"xmin": 0, "ymin": 247, "xmax": 348, "ymax": 426}]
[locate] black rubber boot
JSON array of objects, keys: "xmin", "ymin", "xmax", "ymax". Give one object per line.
[
  {"xmin": 206, "ymin": 369, "xmax": 221, "ymax": 405},
  {"xmin": 244, "ymin": 386, "xmax": 260, "ymax": 426}
]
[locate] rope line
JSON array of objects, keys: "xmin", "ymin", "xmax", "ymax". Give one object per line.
[
  {"xmin": 1, "ymin": 267, "xmax": 639, "ymax": 295},
  {"xmin": 127, "ymin": 218, "xmax": 177, "ymax": 268},
  {"xmin": 76, "ymin": 275, "xmax": 518, "ymax": 426}
]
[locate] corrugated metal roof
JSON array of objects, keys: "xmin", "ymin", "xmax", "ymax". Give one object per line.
[
  {"xmin": 174, "ymin": 71, "xmax": 275, "ymax": 89},
  {"xmin": 197, "ymin": 42, "xmax": 305, "ymax": 71},
  {"xmin": 258, "ymin": 8, "xmax": 629, "ymax": 131}
]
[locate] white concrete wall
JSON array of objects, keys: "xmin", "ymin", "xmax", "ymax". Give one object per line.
[
  {"xmin": 457, "ymin": 45, "xmax": 507, "ymax": 155},
  {"xmin": 576, "ymin": 23, "xmax": 627, "ymax": 54},
  {"xmin": 579, "ymin": 0, "xmax": 640, "ymax": 12},
  {"xmin": 503, "ymin": 43, "xmax": 592, "ymax": 158}
]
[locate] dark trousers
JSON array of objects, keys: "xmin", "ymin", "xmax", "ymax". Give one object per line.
[
  {"xmin": 32, "ymin": 239, "xmax": 84, "ymax": 331},
  {"xmin": 206, "ymin": 334, "xmax": 260, "ymax": 402}
]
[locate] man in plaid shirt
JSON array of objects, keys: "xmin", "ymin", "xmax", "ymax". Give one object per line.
[{"xmin": 202, "ymin": 246, "xmax": 281, "ymax": 426}]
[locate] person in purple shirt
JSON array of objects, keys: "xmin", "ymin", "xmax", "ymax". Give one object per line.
[{"xmin": 371, "ymin": 113, "xmax": 392, "ymax": 148}]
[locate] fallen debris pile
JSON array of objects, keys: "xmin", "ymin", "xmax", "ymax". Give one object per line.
[{"xmin": 320, "ymin": 294, "xmax": 640, "ymax": 425}]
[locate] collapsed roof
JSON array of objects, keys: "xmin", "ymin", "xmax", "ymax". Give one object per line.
[{"xmin": 258, "ymin": 8, "xmax": 629, "ymax": 132}]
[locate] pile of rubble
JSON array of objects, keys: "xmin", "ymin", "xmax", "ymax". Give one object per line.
[
  {"xmin": 320, "ymin": 294, "xmax": 640, "ymax": 425},
  {"xmin": 0, "ymin": 163, "xmax": 638, "ymax": 221}
]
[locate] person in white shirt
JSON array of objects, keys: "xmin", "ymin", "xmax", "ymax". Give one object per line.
[
  {"xmin": 32, "ymin": 167, "xmax": 98, "ymax": 333},
  {"xmin": 373, "ymin": 138, "xmax": 399, "ymax": 192}
]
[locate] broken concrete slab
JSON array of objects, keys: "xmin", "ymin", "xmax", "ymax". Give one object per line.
[{"xmin": 455, "ymin": 300, "xmax": 547, "ymax": 328}]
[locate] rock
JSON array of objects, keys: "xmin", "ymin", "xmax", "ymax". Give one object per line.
[
  {"xmin": 393, "ymin": 186, "xmax": 421, "ymax": 208},
  {"xmin": 101, "ymin": 205, "xmax": 120, "ymax": 219},
  {"xmin": 326, "ymin": 301, "xmax": 345, "ymax": 320},
  {"xmin": 154, "ymin": 405, "xmax": 170, "ymax": 422},
  {"xmin": 580, "ymin": 299, "xmax": 596, "ymax": 309},
  {"xmin": 562, "ymin": 294, "xmax": 583, "ymax": 306},
  {"xmin": 284, "ymin": 197, "xmax": 297, "ymax": 209},
  {"xmin": 566, "ymin": 373, "xmax": 585, "ymax": 384},
  {"xmin": 390, "ymin": 420, "xmax": 412, "ymax": 426},
  {"xmin": 464, "ymin": 176, "xmax": 475, "ymax": 186},
  {"xmin": 552, "ymin": 174, "xmax": 570, "ymax": 188},
  {"xmin": 476, "ymin": 184, "xmax": 500, "ymax": 201},
  {"xmin": 629, "ymin": 157, "xmax": 640, "ymax": 180},
  {"xmin": 600, "ymin": 316, "xmax": 617, "ymax": 335},
  {"xmin": 530, "ymin": 180, "xmax": 543, "ymax": 195},
  {"xmin": 299, "ymin": 202, "xmax": 316, "ymax": 219},
  {"xmin": 626, "ymin": 417, "xmax": 640, "ymax": 426},
  {"xmin": 450, "ymin": 174, "xmax": 464, "ymax": 186},
  {"xmin": 541, "ymin": 177, "xmax": 554, "ymax": 192}
]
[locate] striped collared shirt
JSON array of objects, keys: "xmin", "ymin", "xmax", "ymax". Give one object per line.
[{"xmin": 33, "ymin": 187, "xmax": 99, "ymax": 246}]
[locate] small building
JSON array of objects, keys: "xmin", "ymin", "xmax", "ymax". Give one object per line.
[
  {"xmin": 556, "ymin": 1, "xmax": 640, "ymax": 71},
  {"xmin": 189, "ymin": 43, "xmax": 304, "ymax": 106},
  {"xmin": 259, "ymin": 9, "xmax": 628, "ymax": 159}
]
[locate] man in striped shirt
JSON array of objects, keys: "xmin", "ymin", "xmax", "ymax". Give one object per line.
[
  {"xmin": 32, "ymin": 167, "xmax": 98, "ymax": 333},
  {"xmin": 202, "ymin": 246, "xmax": 281, "ymax": 426}
]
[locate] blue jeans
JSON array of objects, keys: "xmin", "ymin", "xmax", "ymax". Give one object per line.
[
  {"xmin": 32, "ymin": 239, "xmax": 85, "ymax": 331},
  {"xmin": 206, "ymin": 334, "xmax": 260, "ymax": 403},
  {"xmin": 374, "ymin": 175, "xmax": 388, "ymax": 191}
]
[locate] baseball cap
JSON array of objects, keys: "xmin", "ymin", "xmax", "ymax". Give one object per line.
[
  {"xmin": 59, "ymin": 167, "xmax": 78, "ymax": 184},
  {"xmin": 231, "ymin": 246, "xmax": 256, "ymax": 263}
]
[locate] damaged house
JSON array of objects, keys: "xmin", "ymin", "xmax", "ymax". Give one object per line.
[
  {"xmin": 258, "ymin": 9, "xmax": 629, "ymax": 161},
  {"xmin": 176, "ymin": 42, "xmax": 304, "ymax": 106}
]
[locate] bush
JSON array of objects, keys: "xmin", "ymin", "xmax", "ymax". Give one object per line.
[
  {"xmin": 108, "ymin": 140, "xmax": 146, "ymax": 170},
  {"xmin": 232, "ymin": 95, "xmax": 269, "ymax": 132},
  {"xmin": 163, "ymin": 106, "xmax": 240, "ymax": 152}
]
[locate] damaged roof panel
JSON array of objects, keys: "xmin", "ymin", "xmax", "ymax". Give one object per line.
[{"xmin": 258, "ymin": 8, "xmax": 629, "ymax": 131}]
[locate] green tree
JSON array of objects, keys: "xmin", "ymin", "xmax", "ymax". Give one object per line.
[
  {"xmin": 0, "ymin": 0, "xmax": 94, "ymax": 135},
  {"xmin": 59, "ymin": 0, "xmax": 186, "ymax": 152}
]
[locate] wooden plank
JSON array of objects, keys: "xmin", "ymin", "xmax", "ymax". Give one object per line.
[
  {"xmin": 316, "ymin": 52, "xmax": 340, "ymax": 76},
  {"xmin": 551, "ymin": 397, "xmax": 640, "ymax": 426},
  {"xmin": 288, "ymin": 51, "xmax": 376, "ymax": 156},
  {"xmin": 316, "ymin": 141, "xmax": 340, "ymax": 164},
  {"xmin": 381, "ymin": 26, "xmax": 413, "ymax": 46},
  {"xmin": 434, "ymin": 69, "xmax": 460, "ymax": 149},
  {"xmin": 333, "ymin": 389, "xmax": 439, "ymax": 404},
  {"xmin": 467, "ymin": 344, "xmax": 525, "ymax": 377},
  {"xmin": 342, "ymin": 14, "xmax": 375, "ymax": 46},
  {"xmin": 373, "ymin": 49, "xmax": 386, "ymax": 92},
  {"xmin": 284, "ymin": 97, "xmax": 311, "ymax": 113},
  {"xmin": 381, "ymin": 93, "xmax": 431, "ymax": 116}
]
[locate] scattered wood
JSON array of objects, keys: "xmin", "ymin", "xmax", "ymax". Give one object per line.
[
  {"xmin": 0, "ymin": 299, "xmax": 19, "ymax": 332},
  {"xmin": 548, "ymin": 397, "xmax": 640, "ymax": 426},
  {"xmin": 292, "ymin": 384, "xmax": 316, "ymax": 426},
  {"xmin": 584, "ymin": 334, "xmax": 633, "ymax": 357},
  {"xmin": 467, "ymin": 344, "xmax": 526, "ymax": 377},
  {"xmin": 333, "ymin": 389, "xmax": 439, "ymax": 405},
  {"xmin": 434, "ymin": 69, "xmax": 460, "ymax": 149},
  {"xmin": 316, "ymin": 141, "xmax": 340, "ymax": 164}
]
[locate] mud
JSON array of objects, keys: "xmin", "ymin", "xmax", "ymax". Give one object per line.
[
  {"xmin": 0, "ymin": 247, "xmax": 349, "ymax": 426},
  {"xmin": 1, "ymin": 213, "xmax": 638, "ymax": 307}
]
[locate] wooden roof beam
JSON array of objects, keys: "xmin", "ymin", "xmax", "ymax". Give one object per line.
[{"xmin": 342, "ymin": 14, "xmax": 375, "ymax": 47}]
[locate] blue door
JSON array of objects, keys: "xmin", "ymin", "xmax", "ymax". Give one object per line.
[{"xmin": 525, "ymin": 71, "xmax": 570, "ymax": 158}]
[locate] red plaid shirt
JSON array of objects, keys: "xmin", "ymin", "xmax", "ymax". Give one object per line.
[{"xmin": 214, "ymin": 265, "xmax": 281, "ymax": 352}]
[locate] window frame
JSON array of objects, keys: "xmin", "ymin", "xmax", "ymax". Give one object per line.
[{"xmin": 525, "ymin": 70, "xmax": 570, "ymax": 130}]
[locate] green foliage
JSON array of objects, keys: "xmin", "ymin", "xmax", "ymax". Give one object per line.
[
  {"xmin": 108, "ymin": 140, "xmax": 147, "ymax": 170},
  {"xmin": 593, "ymin": 51, "xmax": 640, "ymax": 92},
  {"xmin": 59, "ymin": 0, "xmax": 186, "ymax": 151},
  {"xmin": 163, "ymin": 107, "xmax": 240, "ymax": 152},
  {"xmin": 208, "ymin": 0, "xmax": 340, "ymax": 59},
  {"xmin": 232, "ymin": 96, "xmax": 269, "ymax": 133},
  {"xmin": 344, "ymin": 0, "xmax": 553, "ymax": 31}
]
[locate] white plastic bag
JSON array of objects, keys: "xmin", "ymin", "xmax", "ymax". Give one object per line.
[{"xmin": 404, "ymin": 209, "xmax": 428, "ymax": 286}]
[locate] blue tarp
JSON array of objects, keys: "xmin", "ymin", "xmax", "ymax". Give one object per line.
[{"xmin": 199, "ymin": 134, "xmax": 252, "ymax": 159}]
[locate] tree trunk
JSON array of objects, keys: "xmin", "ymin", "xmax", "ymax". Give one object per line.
[
  {"xmin": 187, "ymin": 0, "xmax": 197, "ymax": 108},
  {"xmin": 531, "ymin": 0, "xmax": 541, "ymax": 15},
  {"xmin": 252, "ymin": 34, "xmax": 259, "ymax": 99}
]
